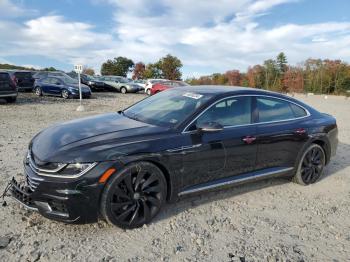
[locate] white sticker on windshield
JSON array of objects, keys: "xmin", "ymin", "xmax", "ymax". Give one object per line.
[{"xmin": 183, "ymin": 92, "xmax": 203, "ymax": 100}]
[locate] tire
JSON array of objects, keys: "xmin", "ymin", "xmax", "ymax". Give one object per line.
[
  {"xmin": 34, "ymin": 86, "xmax": 42, "ymax": 96},
  {"xmin": 293, "ymin": 144, "xmax": 326, "ymax": 185},
  {"xmin": 100, "ymin": 162, "xmax": 167, "ymax": 229},
  {"xmin": 146, "ymin": 89, "xmax": 151, "ymax": 96},
  {"xmin": 120, "ymin": 87, "xmax": 127, "ymax": 94},
  {"xmin": 61, "ymin": 89, "xmax": 70, "ymax": 99},
  {"xmin": 5, "ymin": 97, "xmax": 16, "ymax": 103}
]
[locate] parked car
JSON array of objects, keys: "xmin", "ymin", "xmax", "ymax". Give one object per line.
[
  {"xmin": 144, "ymin": 79, "xmax": 167, "ymax": 95},
  {"xmin": 133, "ymin": 79, "xmax": 146, "ymax": 90},
  {"xmin": 33, "ymin": 76, "xmax": 91, "ymax": 99},
  {"xmin": 0, "ymin": 71, "xmax": 17, "ymax": 103},
  {"xmin": 7, "ymin": 70, "xmax": 35, "ymax": 92},
  {"xmin": 150, "ymin": 80, "xmax": 189, "ymax": 95},
  {"xmin": 9, "ymin": 86, "xmax": 338, "ymax": 228},
  {"xmin": 80, "ymin": 74, "xmax": 105, "ymax": 91},
  {"xmin": 32, "ymin": 71, "xmax": 71, "ymax": 80},
  {"xmin": 97, "ymin": 76, "xmax": 141, "ymax": 93}
]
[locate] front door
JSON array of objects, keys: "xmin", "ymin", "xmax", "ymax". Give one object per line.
[{"xmin": 181, "ymin": 96, "xmax": 257, "ymax": 188}]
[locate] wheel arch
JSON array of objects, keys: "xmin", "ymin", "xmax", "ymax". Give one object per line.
[
  {"xmin": 311, "ymin": 138, "xmax": 330, "ymax": 165},
  {"xmin": 103, "ymin": 157, "xmax": 174, "ymax": 202},
  {"xmin": 294, "ymin": 135, "xmax": 331, "ymax": 172},
  {"xmin": 143, "ymin": 160, "xmax": 173, "ymax": 201}
]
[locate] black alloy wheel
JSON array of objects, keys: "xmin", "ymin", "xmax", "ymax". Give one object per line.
[
  {"xmin": 293, "ymin": 144, "xmax": 325, "ymax": 185},
  {"xmin": 101, "ymin": 162, "xmax": 167, "ymax": 228}
]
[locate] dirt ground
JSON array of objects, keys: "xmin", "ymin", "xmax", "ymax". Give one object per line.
[{"xmin": 0, "ymin": 92, "xmax": 349, "ymax": 261}]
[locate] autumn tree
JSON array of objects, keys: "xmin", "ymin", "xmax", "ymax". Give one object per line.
[
  {"xmin": 247, "ymin": 65, "xmax": 265, "ymax": 88},
  {"xmin": 82, "ymin": 67, "xmax": 95, "ymax": 76},
  {"xmin": 132, "ymin": 62, "xmax": 146, "ymax": 79},
  {"xmin": 225, "ymin": 70, "xmax": 241, "ymax": 86},
  {"xmin": 101, "ymin": 56, "xmax": 134, "ymax": 77}
]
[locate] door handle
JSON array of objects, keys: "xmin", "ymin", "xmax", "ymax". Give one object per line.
[
  {"xmin": 294, "ymin": 128, "xmax": 307, "ymax": 135},
  {"xmin": 242, "ymin": 136, "xmax": 256, "ymax": 144}
]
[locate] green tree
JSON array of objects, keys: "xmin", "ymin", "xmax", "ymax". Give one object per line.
[
  {"xmin": 276, "ymin": 52, "xmax": 288, "ymax": 73},
  {"xmin": 143, "ymin": 62, "xmax": 162, "ymax": 79},
  {"xmin": 101, "ymin": 56, "xmax": 134, "ymax": 77},
  {"xmin": 263, "ymin": 59, "xmax": 279, "ymax": 90},
  {"xmin": 158, "ymin": 54, "xmax": 183, "ymax": 80}
]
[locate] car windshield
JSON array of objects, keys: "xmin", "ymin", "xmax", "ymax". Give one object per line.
[
  {"xmin": 61, "ymin": 76, "xmax": 78, "ymax": 85},
  {"xmin": 123, "ymin": 89, "xmax": 213, "ymax": 128}
]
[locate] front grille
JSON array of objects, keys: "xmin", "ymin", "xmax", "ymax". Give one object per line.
[{"xmin": 25, "ymin": 173, "xmax": 41, "ymax": 191}]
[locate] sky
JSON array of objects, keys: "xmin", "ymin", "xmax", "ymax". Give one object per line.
[{"xmin": 0, "ymin": 0, "xmax": 350, "ymax": 78}]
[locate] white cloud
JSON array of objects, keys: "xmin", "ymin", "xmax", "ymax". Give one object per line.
[
  {"xmin": 1, "ymin": 0, "xmax": 350, "ymax": 76},
  {"xmin": 0, "ymin": 0, "xmax": 37, "ymax": 17}
]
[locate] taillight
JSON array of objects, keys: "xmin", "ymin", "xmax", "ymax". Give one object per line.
[{"xmin": 11, "ymin": 75, "xmax": 18, "ymax": 86}]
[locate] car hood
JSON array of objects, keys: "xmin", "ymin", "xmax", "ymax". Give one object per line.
[{"xmin": 31, "ymin": 113, "xmax": 169, "ymax": 163}]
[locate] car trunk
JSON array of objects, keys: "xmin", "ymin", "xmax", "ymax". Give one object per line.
[
  {"xmin": 0, "ymin": 73, "xmax": 12, "ymax": 91},
  {"xmin": 15, "ymin": 72, "xmax": 34, "ymax": 88}
]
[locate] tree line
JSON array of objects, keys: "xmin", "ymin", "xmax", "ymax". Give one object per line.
[
  {"xmin": 187, "ymin": 53, "xmax": 350, "ymax": 95},
  {"xmin": 100, "ymin": 54, "xmax": 183, "ymax": 80}
]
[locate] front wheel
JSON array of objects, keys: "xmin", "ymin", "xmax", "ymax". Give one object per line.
[
  {"xmin": 61, "ymin": 89, "xmax": 70, "ymax": 99},
  {"xmin": 100, "ymin": 162, "xmax": 167, "ymax": 229},
  {"xmin": 146, "ymin": 89, "xmax": 151, "ymax": 96},
  {"xmin": 120, "ymin": 87, "xmax": 127, "ymax": 94},
  {"xmin": 293, "ymin": 144, "xmax": 326, "ymax": 185},
  {"xmin": 34, "ymin": 86, "xmax": 42, "ymax": 96}
]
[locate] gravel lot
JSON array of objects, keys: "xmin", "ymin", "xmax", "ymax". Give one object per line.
[{"xmin": 0, "ymin": 92, "xmax": 349, "ymax": 261}]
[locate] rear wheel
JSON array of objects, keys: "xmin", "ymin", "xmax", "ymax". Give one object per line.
[
  {"xmin": 100, "ymin": 162, "xmax": 167, "ymax": 229},
  {"xmin": 34, "ymin": 86, "xmax": 42, "ymax": 96},
  {"xmin": 61, "ymin": 89, "xmax": 70, "ymax": 99},
  {"xmin": 120, "ymin": 87, "xmax": 127, "ymax": 94},
  {"xmin": 293, "ymin": 144, "xmax": 325, "ymax": 185}
]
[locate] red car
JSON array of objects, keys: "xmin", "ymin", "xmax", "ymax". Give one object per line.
[{"xmin": 150, "ymin": 80, "xmax": 189, "ymax": 95}]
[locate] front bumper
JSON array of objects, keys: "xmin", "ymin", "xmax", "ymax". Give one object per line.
[{"xmin": 10, "ymin": 160, "xmax": 117, "ymax": 224}]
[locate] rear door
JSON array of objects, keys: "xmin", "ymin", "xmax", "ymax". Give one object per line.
[{"xmin": 254, "ymin": 96, "xmax": 309, "ymax": 169}]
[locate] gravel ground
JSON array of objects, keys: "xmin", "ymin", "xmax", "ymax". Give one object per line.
[{"xmin": 0, "ymin": 92, "xmax": 349, "ymax": 262}]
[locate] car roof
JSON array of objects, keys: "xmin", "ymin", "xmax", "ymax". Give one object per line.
[
  {"xmin": 173, "ymin": 85, "xmax": 264, "ymax": 94},
  {"xmin": 172, "ymin": 85, "xmax": 317, "ymax": 112}
]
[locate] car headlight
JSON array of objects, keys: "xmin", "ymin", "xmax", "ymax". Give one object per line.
[
  {"xmin": 59, "ymin": 163, "xmax": 97, "ymax": 177},
  {"xmin": 32, "ymin": 162, "xmax": 97, "ymax": 178}
]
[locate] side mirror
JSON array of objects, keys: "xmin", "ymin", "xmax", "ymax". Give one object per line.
[
  {"xmin": 56, "ymin": 81, "xmax": 61, "ymax": 85},
  {"xmin": 196, "ymin": 122, "xmax": 223, "ymax": 133}
]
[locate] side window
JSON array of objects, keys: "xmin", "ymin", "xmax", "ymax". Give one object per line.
[
  {"xmin": 42, "ymin": 77, "xmax": 51, "ymax": 84},
  {"xmin": 196, "ymin": 97, "xmax": 252, "ymax": 127},
  {"xmin": 50, "ymin": 78, "xmax": 61, "ymax": 85},
  {"xmin": 290, "ymin": 103, "xmax": 307, "ymax": 118},
  {"xmin": 257, "ymin": 97, "xmax": 296, "ymax": 122}
]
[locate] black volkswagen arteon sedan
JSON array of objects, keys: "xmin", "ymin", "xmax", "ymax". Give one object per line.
[{"xmin": 10, "ymin": 86, "xmax": 338, "ymax": 228}]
